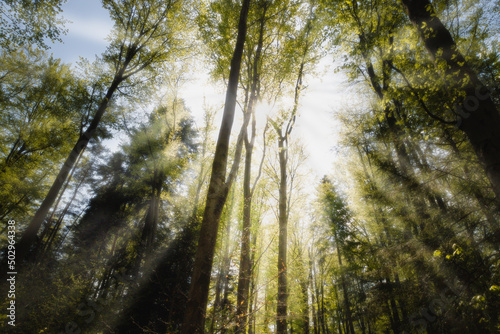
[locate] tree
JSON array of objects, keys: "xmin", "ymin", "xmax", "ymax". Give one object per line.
[
  {"xmin": 319, "ymin": 177, "xmax": 356, "ymax": 334},
  {"xmin": 181, "ymin": 0, "xmax": 252, "ymax": 332},
  {"xmin": 15, "ymin": 0, "xmax": 188, "ymax": 264},
  {"xmin": 401, "ymin": 0, "xmax": 500, "ymax": 206},
  {"xmin": 0, "ymin": 49, "xmax": 78, "ymax": 222},
  {"xmin": 0, "ymin": 0, "xmax": 67, "ymax": 50},
  {"xmin": 14, "ymin": 97, "xmax": 198, "ymax": 334},
  {"xmin": 267, "ymin": 5, "xmax": 321, "ymax": 330},
  {"xmin": 4, "ymin": 1, "xmax": 500, "ymax": 333},
  {"xmin": 0, "ymin": 51, "xmax": 117, "ymax": 225},
  {"xmin": 128, "ymin": 100, "xmax": 197, "ymax": 263},
  {"xmin": 235, "ymin": 1, "xmax": 269, "ymax": 332}
]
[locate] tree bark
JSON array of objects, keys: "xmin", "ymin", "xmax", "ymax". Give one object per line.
[
  {"xmin": 40, "ymin": 160, "xmax": 90, "ymax": 259},
  {"xmin": 335, "ymin": 229, "xmax": 355, "ymax": 334},
  {"xmin": 235, "ymin": 5, "xmax": 266, "ymax": 332},
  {"xmin": 138, "ymin": 184, "xmax": 161, "ymax": 258},
  {"xmin": 387, "ymin": 277, "xmax": 401, "ymax": 333},
  {"xmin": 181, "ymin": 1, "xmax": 251, "ymax": 332},
  {"xmin": 273, "ymin": 24, "xmax": 308, "ymax": 331},
  {"xmin": 320, "ymin": 283, "xmax": 327, "ymax": 334},
  {"xmin": 247, "ymin": 219, "xmax": 261, "ymax": 334},
  {"xmin": 276, "ymin": 132, "xmax": 288, "ymax": 334},
  {"xmin": 309, "ymin": 258, "xmax": 320, "ymax": 334},
  {"xmin": 36, "ymin": 147, "xmax": 85, "ymax": 258},
  {"xmin": 209, "ymin": 186, "xmax": 235, "ymax": 334},
  {"xmin": 333, "ymin": 283, "xmax": 343, "ymax": 334},
  {"xmin": 235, "ymin": 144, "xmax": 254, "ymax": 332},
  {"xmin": 300, "ymin": 278, "xmax": 310, "ymax": 334},
  {"xmin": 401, "ymin": 0, "xmax": 500, "ymax": 205}
]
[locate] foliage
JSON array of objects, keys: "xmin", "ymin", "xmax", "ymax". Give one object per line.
[
  {"xmin": 0, "ymin": 0, "xmax": 67, "ymax": 50},
  {"xmin": 3, "ymin": 0, "xmax": 500, "ymax": 333},
  {"xmin": 0, "ymin": 48, "xmax": 114, "ymax": 224}
]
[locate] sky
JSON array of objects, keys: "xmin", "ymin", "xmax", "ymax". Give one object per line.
[
  {"xmin": 47, "ymin": 0, "xmax": 346, "ymax": 182},
  {"xmin": 49, "ymin": 0, "xmax": 112, "ymax": 64}
]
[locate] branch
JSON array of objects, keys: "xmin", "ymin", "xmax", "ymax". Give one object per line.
[
  {"xmin": 225, "ymin": 107, "xmax": 252, "ymax": 188},
  {"xmin": 250, "ymin": 121, "xmax": 268, "ymax": 197},
  {"xmin": 388, "ymin": 62, "xmax": 456, "ymax": 125}
]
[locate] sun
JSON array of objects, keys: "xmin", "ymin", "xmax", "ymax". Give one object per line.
[{"xmin": 254, "ymin": 99, "xmax": 276, "ymax": 130}]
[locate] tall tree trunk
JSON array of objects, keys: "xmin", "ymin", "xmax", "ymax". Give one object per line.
[
  {"xmin": 247, "ymin": 223, "xmax": 260, "ymax": 334},
  {"xmin": 387, "ymin": 277, "xmax": 401, "ymax": 333},
  {"xmin": 401, "ymin": 0, "xmax": 500, "ymax": 206},
  {"xmin": 36, "ymin": 147, "xmax": 85, "ymax": 258},
  {"xmin": 247, "ymin": 278, "xmax": 256, "ymax": 334},
  {"xmin": 235, "ymin": 144, "xmax": 254, "ymax": 333},
  {"xmin": 212, "ymin": 188, "xmax": 235, "ymax": 334},
  {"xmin": 356, "ymin": 278, "xmax": 367, "ymax": 334},
  {"xmin": 40, "ymin": 161, "xmax": 90, "ymax": 260},
  {"xmin": 266, "ymin": 11, "xmax": 312, "ymax": 332},
  {"xmin": 221, "ymin": 234, "xmax": 232, "ymax": 334},
  {"xmin": 276, "ymin": 133, "xmax": 288, "ymax": 334},
  {"xmin": 181, "ymin": 2, "xmax": 251, "ymax": 332},
  {"xmin": 335, "ymin": 230, "xmax": 355, "ymax": 334},
  {"xmin": 273, "ymin": 45, "xmax": 306, "ymax": 334},
  {"xmin": 209, "ymin": 265, "xmax": 223, "ymax": 334},
  {"xmin": 310, "ymin": 259, "xmax": 320, "ymax": 334},
  {"xmin": 320, "ymin": 283, "xmax": 327, "ymax": 334},
  {"xmin": 15, "ymin": 61, "xmax": 129, "ymax": 264},
  {"xmin": 333, "ymin": 283, "xmax": 343, "ymax": 334},
  {"xmin": 395, "ymin": 274, "xmax": 409, "ymax": 328},
  {"xmin": 300, "ymin": 278, "xmax": 310, "ymax": 334},
  {"xmin": 235, "ymin": 5, "xmax": 266, "ymax": 331},
  {"xmin": 139, "ymin": 188, "xmax": 161, "ymax": 256},
  {"xmin": 385, "ymin": 300, "xmax": 397, "ymax": 334}
]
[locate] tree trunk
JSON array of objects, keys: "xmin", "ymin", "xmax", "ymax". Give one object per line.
[
  {"xmin": 276, "ymin": 134, "xmax": 288, "ymax": 334},
  {"xmin": 320, "ymin": 283, "xmax": 327, "ymax": 334},
  {"xmin": 247, "ymin": 241, "xmax": 259, "ymax": 334},
  {"xmin": 40, "ymin": 161, "xmax": 90, "ymax": 259},
  {"xmin": 395, "ymin": 274, "xmax": 409, "ymax": 328},
  {"xmin": 335, "ymin": 230, "xmax": 355, "ymax": 334},
  {"xmin": 332, "ymin": 283, "xmax": 343, "ymax": 334},
  {"xmin": 385, "ymin": 299, "xmax": 397, "ymax": 334},
  {"xmin": 36, "ymin": 147, "xmax": 85, "ymax": 259},
  {"xmin": 401, "ymin": 0, "xmax": 500, "ymax": 206},
  {"xmin": 210, "ymin": 193, "xmax": 234, "ymax": 334},
  {"xmin": 139, "ymin": 188, "xmax": 161, "ymax": 255},
  {"xmin": 235, "ymin": 5, "xmax": 266, "ymax": 331},
  {"xmin": 209, "ymin": 265, "xmax": 223, "ymax": 334},
  {"xmin": 387, "ymin": 277, "xmax": 401, "ymax": 333},
  {"xmin": 356, "ymin": 279, "xmax": 367, "ymax": 334},
  {"xmin": 300, "ymin": 278, "xmax": 310, "ymax": 334},
  {"xmin": 310, "ymin": 260, "xmax": 320, "ymax": 334},
  {"xmin": 15, "ymin": 63, "xmax": 128, "ymax": 264},
  {"xmin": 181, "ymin": 1, "xmax": 251, "ymax": 332},
  {"xmin": 247, "ymin": 279, "xmax": 256, "ymax": 334},
  {"xmin": 221, "ymin": 237, "xmax": 232, "ymax": 334},
  {"xmin": 235, "ymin": 146, "xmax": 254, "ymax": 332}
]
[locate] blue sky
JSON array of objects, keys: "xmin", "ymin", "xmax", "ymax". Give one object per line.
[{"xmin": 48, "ymin": 0, "xmax": 113, "ymax": 64}]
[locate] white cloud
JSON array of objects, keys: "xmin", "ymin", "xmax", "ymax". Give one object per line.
[{"xmin": 65, "ymin": 14, "xmax": 113, "ymax": 45}]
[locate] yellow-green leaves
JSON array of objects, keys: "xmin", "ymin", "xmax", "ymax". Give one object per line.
[
  {"xmin": 102, "ymin": 0, "xmax": 190, "ymax": 84},
  {"xmin": 0, "ymin": 0, "xmax": 67, "ymax": 50},
  {"xmin": 0, "ymin": 48, "xmax": 86, "ymax": 221}
]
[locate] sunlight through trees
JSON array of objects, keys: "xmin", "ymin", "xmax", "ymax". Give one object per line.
[{"xmin": 1, "ymin": 0, "xmax": 500, "ymax": 333}]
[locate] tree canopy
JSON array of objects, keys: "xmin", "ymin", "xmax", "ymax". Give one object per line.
[{"xmin": 1, "ymin": 0, "xmax": 500, "ymax": 333}]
